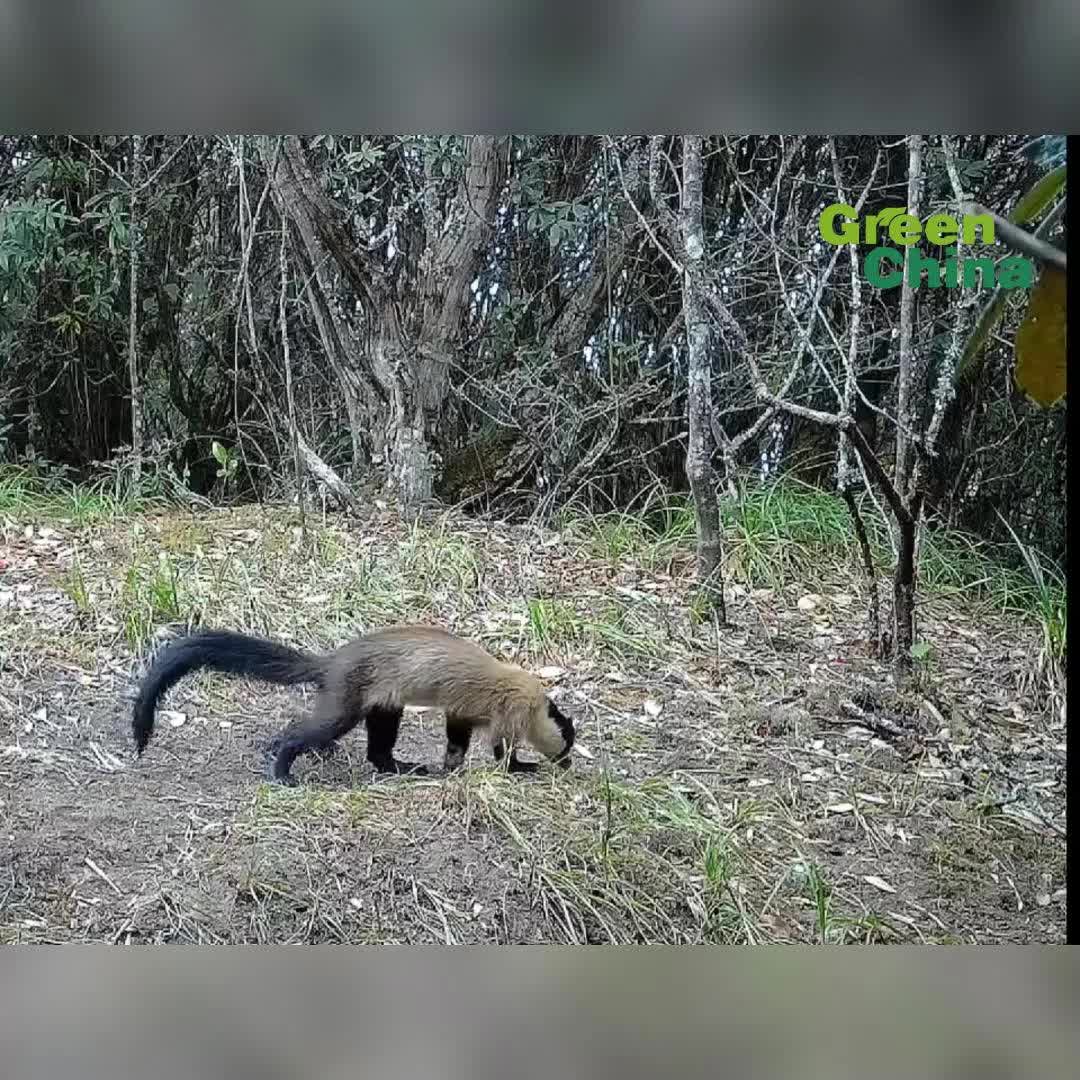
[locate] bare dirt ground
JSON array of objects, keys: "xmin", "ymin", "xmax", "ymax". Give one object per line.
[{"xmin": 0, "ymin": 504, "xmax": 1066, "ymax": 942}]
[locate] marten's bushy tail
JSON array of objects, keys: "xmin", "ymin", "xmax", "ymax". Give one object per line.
[{"xmin": 132, "ymin": 630, "xmax": 323, "ymax": 754}]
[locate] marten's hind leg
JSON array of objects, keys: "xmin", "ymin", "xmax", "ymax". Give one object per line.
[
  {"xmin": 272, "ymin": 695, "xmax": 361, "ymax": 785},
  {"xmin": 267, "ymin": 704, "xmax": 338, "ymax": 761},
  {"xmin": 365, "ymin": 706, "xmax": 428, "ymax": 776}
]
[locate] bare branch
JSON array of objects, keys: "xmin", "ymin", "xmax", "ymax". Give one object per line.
[{"xmin": 964, "ymin": 201, "xmax": 1067, "ymax": 272}]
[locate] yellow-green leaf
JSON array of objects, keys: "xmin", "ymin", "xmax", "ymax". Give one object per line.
[
  {"xmin": 1010, "ymin": 165, "xmax": 1067, "ymax": 226},
  {"xmin": 1014, "ymin": 266, "xmax": 1067, "ymax": 407}
]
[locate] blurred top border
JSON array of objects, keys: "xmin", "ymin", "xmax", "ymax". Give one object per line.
[{"xmin": 0, "ymin": 0, "xmax": 1076, "ymax": 129}]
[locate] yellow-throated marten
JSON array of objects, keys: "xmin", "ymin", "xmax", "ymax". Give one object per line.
[{"xmin": 132, "ymin": 625, "xmax": 575, "ymax": 784}]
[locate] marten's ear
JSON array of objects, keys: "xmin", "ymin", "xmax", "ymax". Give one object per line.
[{"xmin": 546, "ymin": 697, "xmax": 575, "ymax": 766}]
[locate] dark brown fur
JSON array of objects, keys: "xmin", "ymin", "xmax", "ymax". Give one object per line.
[{"xmin": 132, "ymin": 625, "xmax": 575, "ymax": 784}]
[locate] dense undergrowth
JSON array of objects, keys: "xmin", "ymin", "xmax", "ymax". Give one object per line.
[{"xmin": 0, "ymin": 462, "xmax": 1065, "ymax": 673}]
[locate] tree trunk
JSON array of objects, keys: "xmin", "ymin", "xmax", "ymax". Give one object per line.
[
  {"xmin": 846, "ymin": 420, "xmax": 921, "ymax": 678},
  {"xmin": 893, "ymin": 510, "xmax": 918, "ymax": 667},
  {"xmin": 401, "ymin": 135, "xmax": 505, "ymax": 511},
  {"xmin": 547, "ymin": 140, "xmax": 642, "ymax": 367},
  {"xmin": 300, "ymin": 265, "xmax": 372, "ymax": 475},
  {"xmin": 127, "ymin": 134, "xmax": 144, "ymax": 482},
  {"xmin": 295, "ymin": 432, "xmax": 363, "ymax": 514},
  {"xmin": 278, "ymin": 216, "xmax": 306, "ymax": 527},
  {"xmin": 842, "ymin": 487, "xmax": 882, "ymax": 655},
  {"xmin": 24, "ymin": 375, "xmax": 39, "ymax": 461},
  {"xmin": 891, "ymin": 135, "xmax": 924, "ymax": 674},
  {"xmin": 267, "ymin": 138, "xmax": 380, "ymax": 480},
  {"xmin": 893, "ymin": 134, "xmax": 923, "ymax": 506},
  {"xmin": 680, "ymin": 136, "xmax": 725, "ymax": 617},
  {"xmin": 372, "ymin": 312, "xmax": 434, "ymax": 513},
  {"xmin": 268, "ymin": 136, "xmax": 504, "ymax": 517}
]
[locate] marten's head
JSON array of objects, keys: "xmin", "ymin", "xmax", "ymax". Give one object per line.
[{"xmin": 528, "ymin": 696, "xmax": 575, "ymax": 768}]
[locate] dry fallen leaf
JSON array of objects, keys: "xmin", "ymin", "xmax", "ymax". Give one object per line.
[{"xmin": 863, "ymin": 875, "xmax": 896, "ymax": 894}]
